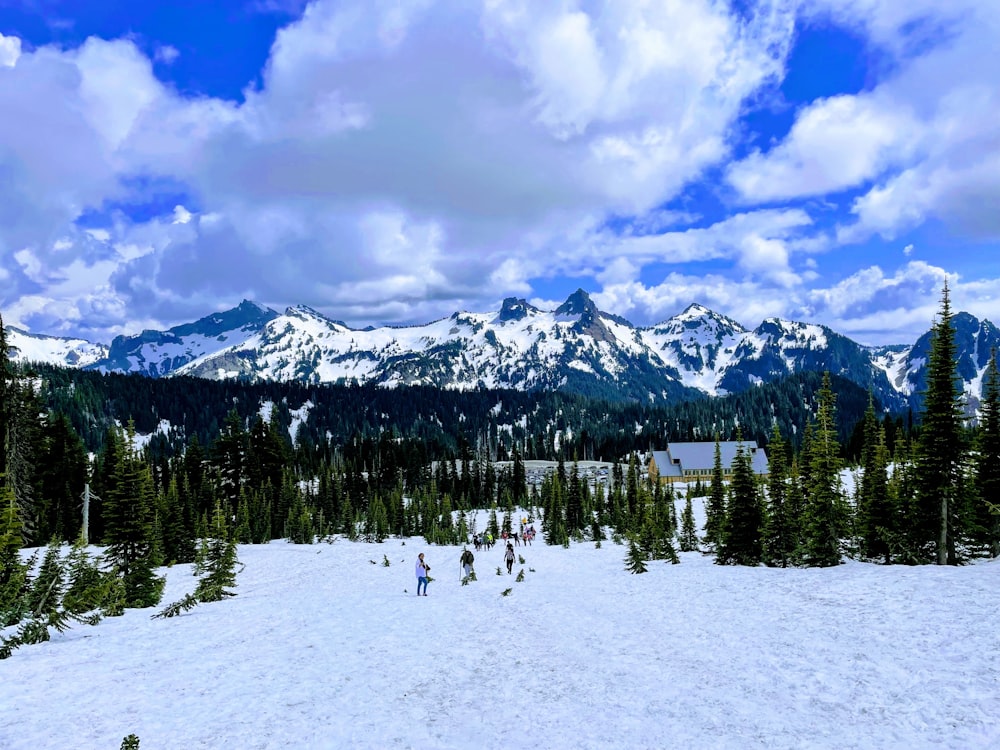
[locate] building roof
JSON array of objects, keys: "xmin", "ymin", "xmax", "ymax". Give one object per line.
[{"xmin": 650, "ymin": 441, "xmax": 769, "ymax": 476}]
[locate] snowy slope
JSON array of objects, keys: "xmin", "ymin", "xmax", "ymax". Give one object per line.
[
  {"xmin": 13, "ymin": 294, "xmax": 1000, "ymax": 409},
  {"xmin": 885, "ymin": 312, "xmax": 1000, "ymax": 414},
  {"xmin": 2, "ymin": 501, "xmax": 998, "ymax": 750},
  {"xmin": 88, "ymin": 300, "xmax": 278, "ymax": 377},
  {"xmin": 6, "ymin": 326, "xmax": 108, "ymax": 368},
  {"xmin": 177, "ymin": 292, "xmax": 694, "ymax": 402},
  {"xmin": 640, "ymin": 303, "xmax": 748, "ymax": 395}
]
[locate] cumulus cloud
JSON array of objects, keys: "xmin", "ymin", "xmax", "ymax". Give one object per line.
[
  {"xmin": 727, "ymin": 92, "xmax": 920, "ymax": 202},
  {"xmin": 0, "ymin": 32, "xmax": 20, "ymax": 67},
  {"xmin": 734, "ymin": 0, "xmax": 1000, "ymax": 247},
  {"xmin": 1, "ymin": 0, "xmax": 805, "ymax": 340},
  {"xmin": 2, "ymin": 0, "xmax": 997, "ymax": 348},
  {"xmin": 592, "ymin": 260, "xmax": 1000, "ymax": 346}
]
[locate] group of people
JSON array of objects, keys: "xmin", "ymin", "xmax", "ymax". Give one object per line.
[
  {"xmin": 414, "ymin": 535, "xmax": 529, "ymax": 595},
  {"xmin": 471, "ymin": 524, "xmax": 536, "ymax": 552}
]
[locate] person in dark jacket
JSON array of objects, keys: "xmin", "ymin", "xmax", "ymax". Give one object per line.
[
  {"xmin": 460, "ymin": 548, "xmax": 475, "ymax": 578},
  {"xmin": 504, "ymin": 542, "xmax": 515, "ymax": 574}
]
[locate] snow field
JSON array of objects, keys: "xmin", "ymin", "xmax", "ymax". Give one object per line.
[{"xmin": 2, "ymin": 505, "xmax": 999, "ymax": 749}]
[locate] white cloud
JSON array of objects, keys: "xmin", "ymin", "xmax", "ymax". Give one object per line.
[
  {"xmin": 736, "ymin": 1, "xmax": 1000, "ymax": 247},
  {"xmin": 5, "ymin": 0, "xmax": 997, "ymax": 348},
  {"xmin": 0, "ymin": 32, "xmax": 20, "ymax": 68},
  {"xmin": 172, "ymin": 205, "xmax": 193, "ymax": 225},
  {"xmin": 154, "ymin": 45, "xmax": 180, "ymax": 65},
  {"xmin": 594, "ymin": 275, "xmax": 791, "ymax": 330},
  {"xmin": 727, "ymin": 93, "xmax": 920, "ymax": 202}
]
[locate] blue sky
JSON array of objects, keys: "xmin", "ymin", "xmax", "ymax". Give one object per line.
[{"xmin": 1, "ymin": 0, "xmax": 998, "ymax": 346}]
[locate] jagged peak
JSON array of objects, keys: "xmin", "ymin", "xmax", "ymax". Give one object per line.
[
  {"xmin": 650, "ymin": 303, "xmax": 746, "ymax": 334},
  {"xmin": 554, "ymin": 288, "xmax": 596, "ymax": 317},
  {"xmin": 496, "ymin": 297, "xmax": 539, "ymax": 323}
]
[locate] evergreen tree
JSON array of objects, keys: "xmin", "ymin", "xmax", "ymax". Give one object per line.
[
  {"xmin": 761, "ymin": 426, "xmax": 794, "ymax": 567},
  {"xmin": 566, "ymin": 461, "xmax": 584, "ymax": 534},
  {"xmin": 856, "ymin": 395, "xmax": 894, "ymax": 562},
  {"xmin": 0, "ymin": 316, "xmax": 10, "ymax": 479},
  {"xmin": 26, "ymin": 539, "xmax": 65, "ymax": 617},
  {"xmin": 972, "ymin": 350, "xmax": 1000, "ymax": 558},
  {"xmin": 625, "ymin": 537, "xmax": 647, "ymax": 574},
  {"xmin": 703, "ymin": 437, "xmax": 726, "ymax": 548},
  {"xmin": 102, "ymin": 424, "xmax": 164, "ymax": 608},
  {"xmin": 679, "ymin": 495, "xmax": 698, "ymax": 552},
  {"xmin": 913, "ymin": 283, "xmax": 967, "ymax": 565},
  {"xmin": 0, "ymin": 483, "xmax": 31, "ymax": 627},
  {"xmin": 800, "ymin": 373, "xmax": 845, "ymax": 567},
  {"xmin": 194, "ymin": 502, "xmax": 239, "ymax": 602},
  {"xmin": 35, "ymin": 412, "xmax": 88, "ymax": 542},
  {"xmin": 367, "ymin": 494, "xmax": 389, "ymax": 543},
  {"xmin": 717, "ymin": 439, "xmax": 763, "ymax": 566},
  {"xmin": 212, "ymin": 409, "xmax": 248, "ymax": 514}
]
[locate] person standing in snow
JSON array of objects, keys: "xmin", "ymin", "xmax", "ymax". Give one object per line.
[
  {"xmin": 460, "ymin": 548, "xmax": 475, "ymax": 578},
  {"xmin": 504, "ymin": 542, "xmax": 515, "ymax": 575},
  {"xmin": 416, "ymin": 553, "xmax": 430, "ymax": 596}
]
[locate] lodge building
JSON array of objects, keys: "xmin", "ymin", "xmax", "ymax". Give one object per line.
[{"xmin": 648, "ymin": 441, "xmax": 769, "ymax": 484}]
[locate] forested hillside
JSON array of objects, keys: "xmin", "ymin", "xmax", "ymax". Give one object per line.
[{"xmin": 30, "ymin": 362, "xmax": 883, "ymax": 463}]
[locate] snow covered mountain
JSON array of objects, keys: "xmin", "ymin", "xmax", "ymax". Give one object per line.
[
  {"xmin": 871, "ymin": 312, "xmax": 1000, "ymax": 414},
  {"xmin": 89, "ymin": 300, "xmax": 279, "ymax": 378},
  {"xmin": 5, "ymin": 326, "xmax": 108, "ymax": 368},
  {"xmin": 7, "ymin": 292, "xmax": 1000, "ymax": 409},
  {"xmin": 175, "ymin": 291, "xmax": 696, "ymax": 403}
]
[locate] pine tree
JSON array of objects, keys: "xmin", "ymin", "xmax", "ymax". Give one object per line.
[
  {"xmin": 703, "ymin": 437, "xmax": 726, "ymax": 548},
  {"xmin": 367, "ymin": 494, "xmax": 389, "ymax": 543},
  {"xmin": 717, "ymin": 439, "xmax": 763, "ymax": 566},
  {"xmin": 0, "ymin": 316, "xmax": 10, "ymax": 478},
  {"xmin": 856, "ymin": 396, "xmax": 894, "ymax": 562},
  {"xmin": 625, "ymin": 537, "xmax": 647, "ymax": 574},
  {"xmin": 913, "ymin": 283, "xmax": 967, "ymax": 564},
  {"xmin": 26, "ymin": 539, "xmax": 65, "ymax": 617},
  {"xmin": 0, "ymin": 482, "xmax": 31, "ymax": 626},
  {"xmin": 972, "ymin": 349, "xmax": 1000, "ymax": 558},
  {"xmin": 194, "ymin": 501, "xmax": 239, "ymax": 603},
  {"xmin": 800, "ymin": 373, "xmax": 845, "ymax": 567},
  {"xmin": 679, "ymin": 496, "xmax": 698, "ymax": 552},
  {"xmin": 102, "ymin": 424, "xmax": 164, "ymax": 608},
  {"xmin": 762, "ymin": 426, "xmax": 791, "ymax": 566}
]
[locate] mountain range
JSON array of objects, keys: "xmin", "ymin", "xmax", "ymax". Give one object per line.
[{"xmin": 7, "ymin": 290, "xmax": 1000, "ymax": 412}]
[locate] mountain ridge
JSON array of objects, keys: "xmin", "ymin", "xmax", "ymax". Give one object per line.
[{"xmin": 7, "ymin": 290, "xmax": 999, "ymax": 410}]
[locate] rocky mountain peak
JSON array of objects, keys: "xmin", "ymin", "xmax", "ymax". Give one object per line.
[
  {"xmin": 554, "ymin": 288, "xmax": 596, "ymax": 317},
  {"xmin": 496, "ymin": 297, "xmax": 538, "ymax": 323}
]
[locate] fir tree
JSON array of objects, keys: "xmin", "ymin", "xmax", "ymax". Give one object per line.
[
  {"xmin": 972, "ymin": 350, "xmax": 1000, "ymax": 558},
  {"xmin": 625, "ymin": 537, "xmax": 648, "ymax": 574},
  {"xmin": 717, "ymin": 439, "xmax": 763, "ymax": 566},
  {"xmin": 0, "ymin": 483, "xmax": 31, "ymax": 626},
  {"xmin": 194, "ymin": 502, "xmax": 239, "ymax": 603},
  {"xmin": 102, "ymin": 424, "xmax": 164, "ymax": 608},
  {"xmin": 856, "ymin": 396, "xmax": 894, "ymax": 562},
  {"xmin": 367, "ymin": 494, "xmax": 389, "ymax": 543},
  {"xmin": 913, "ymin": 283, "xmax": 967, "ymax": 565},
  {"xmin": 679, "ymin": 495, "xmax": 698, "ymax": 552},
  {"xmin": 800, "ymin": 373, "xmax": 845, "ymax": 567},
  {"xmin": 761, "ymin": 426, "xmax": 794, "ymax": 567},
  {"xmin": 703, "ymin": 437, "xmax": 726, "ymax": 548}
]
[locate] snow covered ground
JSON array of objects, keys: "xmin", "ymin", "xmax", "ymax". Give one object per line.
[{"xmin": 3, "ymin": 507, "xmax": 999, "ymax": 750}]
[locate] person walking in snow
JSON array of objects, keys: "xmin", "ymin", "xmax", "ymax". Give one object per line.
[
  {"xmin": 416, "ymin": 553, "xmax": 430, "ymax": 596},
  {"xmin": 460, "ymin": 548, "xmax": 475, "ymax": 578},
  {"xmin": 504, "ymin": 542, "xmax": 515, "ymax": 575}
]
